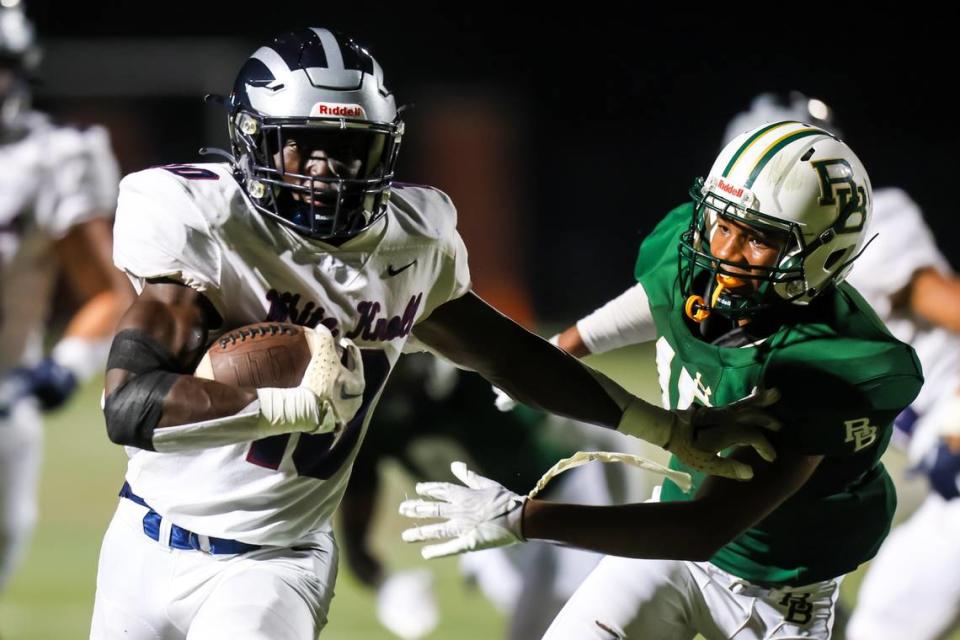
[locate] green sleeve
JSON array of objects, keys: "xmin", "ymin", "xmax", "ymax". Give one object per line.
[{"xmin": 763, "ymin": 340, "xmax": 923, "ymax": 457}]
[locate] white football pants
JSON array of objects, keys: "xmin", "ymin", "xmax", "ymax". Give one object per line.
[
  {"xmin": 847, "ymin": 493, "xmax": 960, "ymax": 640},
  {"xmin": 90, "ymin": 497, "xmax": 338, "ymax": 639},
  {"xmin": 542, "ymin": 556, "xmax": 841, "ymax": 640},
  {"xmin": 0, "ymin": 401, "xmax": 42, "ymax": 592}
]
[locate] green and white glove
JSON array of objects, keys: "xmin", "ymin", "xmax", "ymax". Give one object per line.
[{"xmin": 619, "ymin": 387, "xmax": 782, "ymax": 480}]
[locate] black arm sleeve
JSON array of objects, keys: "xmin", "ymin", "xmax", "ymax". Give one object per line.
[{"xmin": 102, "ymin": 329, "xmax": 183, "ymax": 450}]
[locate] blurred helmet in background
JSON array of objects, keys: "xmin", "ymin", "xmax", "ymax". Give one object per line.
[{"xmin": 0, "ymin": 5, "xmax": 40, "ymax": 135}]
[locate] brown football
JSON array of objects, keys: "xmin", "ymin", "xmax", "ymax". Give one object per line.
[{"xmin": 194, "ymin": 322, "xmax": 312, "ymax": 388}]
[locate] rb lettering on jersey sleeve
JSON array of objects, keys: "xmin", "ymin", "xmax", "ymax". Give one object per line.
[{"xmin": 763, "ymin": 338, "xmax": 923, "ymax": 458}]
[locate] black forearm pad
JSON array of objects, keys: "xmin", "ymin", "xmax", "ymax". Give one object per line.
[
  {"xmin": 103, "ymin": 371, "xmax": 179, "ymax": 450},
  {"xmin": 107, "ymin": 329, "xmax": 182, "ymax": 375},
  {"xmin": 104, "ymin": 329, "xmax": 184, "ymax": 450}
]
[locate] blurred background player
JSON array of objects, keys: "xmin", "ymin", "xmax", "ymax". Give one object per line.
[
  {"xmin": 0, "ymin": 3, "xmax": 131, "ymax": 597},
  {"xmin": 341, "ymin": 352, "xmax": 633, "ymax": 640},
  {"xmin": 722, "ymin": 92, "xmax": 960, "ymax": 640}
]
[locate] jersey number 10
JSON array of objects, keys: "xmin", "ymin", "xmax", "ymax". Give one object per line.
[{"xmin": 245, "ymin": 350, "xmax": 391, "ymax": 479}]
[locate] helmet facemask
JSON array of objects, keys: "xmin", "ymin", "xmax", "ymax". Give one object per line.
[
  {"xmin": 681, "ymin": 178, "xmax": 809, "ymax": 323},
  {"xmin": 225, "ymin": 28, "xmax": 403, "ymax": 242},
  {"xmin": 680, "ymin": 121, "xmax": 873, "ymax": 326},
  {"xmin": 230, "ymin": 109, "xmax": 402, "ymax": 240}
]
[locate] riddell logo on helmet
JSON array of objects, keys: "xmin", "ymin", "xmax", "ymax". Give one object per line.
[
  {"xmin": 716, "ymin": 180, "xmax": 744, "ymax": 198},
  {"xmin": 310, "ymin": 102, "xmax": 367, "ymax": 118}
]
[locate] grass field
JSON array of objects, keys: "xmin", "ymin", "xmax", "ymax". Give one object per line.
[{"xmin": 0, "ymin": 345, "xmax": 955, "ymax": 639}]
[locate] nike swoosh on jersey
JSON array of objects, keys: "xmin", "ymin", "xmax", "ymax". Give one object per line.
[{"xmin": 385, "ymin": 260, "xmax": 417, "ymax": 277}]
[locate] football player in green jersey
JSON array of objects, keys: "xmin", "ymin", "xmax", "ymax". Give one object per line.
[{"xmin": 400, "ymin": 121, "xmax": 924, "ymax": 639}]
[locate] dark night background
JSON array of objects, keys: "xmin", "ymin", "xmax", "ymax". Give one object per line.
[{"xmin": 24, "ymin": 1, "xmax": 958, "ymax": 323}]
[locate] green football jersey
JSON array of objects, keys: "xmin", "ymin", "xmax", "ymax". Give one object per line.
[{"xmin": 636, "ymin": 203, "xmax": 923, "ymax": 586}]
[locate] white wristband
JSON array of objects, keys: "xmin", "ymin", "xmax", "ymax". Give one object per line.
[
  {"xmin": 256, "ymin": 387, "xmax": 337, "ymax": 436},
  {"xmin": 152, "ymin": 387, "xmax": 337, "ymax": 453}
]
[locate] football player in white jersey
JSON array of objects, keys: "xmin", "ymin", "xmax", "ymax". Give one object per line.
[
  {"xmin": 0, "ymin": 5, "xmax": 131, "ymax": 596},
  {"xmin": 89, "ymin": 28, "xmax": 782, "ymax": 640}
]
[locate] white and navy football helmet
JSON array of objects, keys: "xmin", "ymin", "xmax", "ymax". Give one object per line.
[
  {"xmin": 228, "ymin": 28, "xmax": 403, "ymax": 240},
  {"xmin": 0, "ymin": 5, "xmax": 40, "ymax": 135},
  {"xmin": 681, "ymin": 120, "xmax": 872, "ymax": 323}
]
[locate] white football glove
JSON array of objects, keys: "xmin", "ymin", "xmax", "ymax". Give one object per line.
[
  {"xmin": 399, "ymin": 461, "xmax": 526, "ymax": 559},
  {"xmin": 619, "ymin": 387, "xmax": 782, "ymax": 481},
  {"xmin": 376, "ymin": 569, "xmax": 439, "ymax": 640},
  {"xmin": 257, "ymin": 328, "xmax": 365, "ymax": 436}
]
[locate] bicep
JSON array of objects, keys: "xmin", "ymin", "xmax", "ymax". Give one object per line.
[
  {"xmin": 105, "ymin": 281, "xmax": 216, "ymax": 395},
  {"xmin": 412, "ymin": 291, "xmax": 520, "ymax": 372},
  {"xmin": 413, "ymin": 291, "xmax": 624, "ymax": 427}
]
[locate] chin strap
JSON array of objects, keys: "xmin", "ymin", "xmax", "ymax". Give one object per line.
[{"xmin": 684, "ymin": 274, "xmax": 746, "ymax": 324}]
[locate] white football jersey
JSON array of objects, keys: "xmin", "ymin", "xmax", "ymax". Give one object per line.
[
  {"xmin": 112, "ymin": 163, "xmax": 471, "ymax": 546},
  {"xmin": 0, "ymin": 113, "xmax": 119, "ymax": 374},
  {"xmin": 847, "ymin": 187, "xmax": 960, "ymax": 459}
]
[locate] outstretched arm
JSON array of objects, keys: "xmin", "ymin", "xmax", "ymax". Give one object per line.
[
  {"xmin": 523, "ymin": 449, "xmax": 820, "ymax": 559},
  {"xmin": 414, "ymin": 292, "xmax": 624, "ymax": 427},
  {"xmin": 401, "ymin": 448, "xmax": 821, "ymax": 560},
  {"xmin": 414, "ymin": 292, "xmax": 780, "ymax": 480}
]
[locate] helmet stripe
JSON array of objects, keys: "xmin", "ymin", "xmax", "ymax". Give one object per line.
[
  {"xmin": 251, "ymin": 46, "xmax": 293, "ymax": 80},
  {"xmin": 721, "ymin": 121, "xmax": 793, "ymax": 178},
  {"xmin": 744, "ymin": 128, "xmax": 823, "ymax": 188},
  {"xmin": 311, "ymin": 28, "xmax": 345, "ymax": 71}
]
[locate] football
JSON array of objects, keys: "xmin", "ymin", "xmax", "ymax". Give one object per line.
[{"xmin": 194, "ymin": 322, "xmax": 313, "ymax": 388}]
